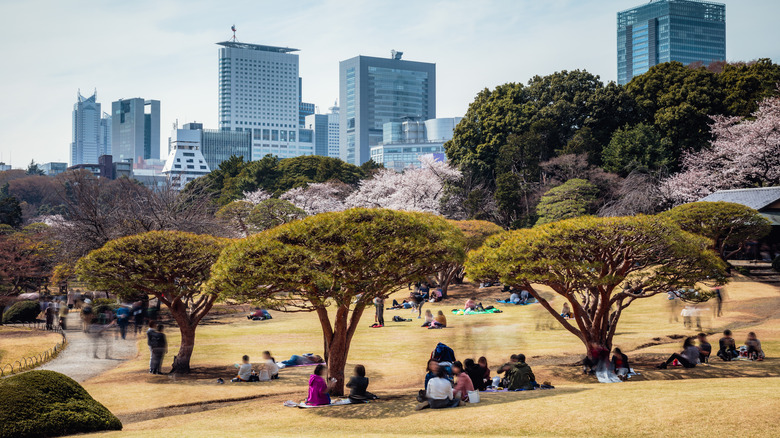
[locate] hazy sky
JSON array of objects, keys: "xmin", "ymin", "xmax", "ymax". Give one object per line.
[{"xmin": 0, "ymin": 0, "xmax": 778, "ymax": 166}]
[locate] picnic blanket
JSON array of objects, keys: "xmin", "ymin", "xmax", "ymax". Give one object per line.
[
  {"xmin": 495, "ymin": 299, "xmax": 537, "ymax": 305},
  {"xmin": 284, "ymin": 399, "xmax": 356, "ymax": 408},
  {"xmin": 451, "ymin": 308, "xmax": 502, "ymax": 315},
  {"xmin": 276, "ymin": 362, "xmax": 326, "ymax": 368}
]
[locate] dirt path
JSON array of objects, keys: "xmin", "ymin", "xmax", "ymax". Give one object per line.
[{"xmin": 39, "ymin": 313, "xmax": 138, "ymax": 382}]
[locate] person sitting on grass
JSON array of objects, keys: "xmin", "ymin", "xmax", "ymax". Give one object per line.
[
  {"xmin": 232, "ymin": 355, "xmax": 254, "ymax": 382},
  {"xmin": 717, "ymin": 329, "xmax": 739, "ymax": 361},
  {"xmin": 697, "ymin": 333, "xmax": 712, "ymax": 363},
  {"xmin": 497, "ymin": 355, "xmax": 519, "ymax": 387},
  {"xmin": 421, "ymin": 309, "xmax": 435, "ymax": 327},
  {"xmin": 506, "ymin": 354, "xmax": 536, "ymax": 391},
  {"xmin": 346, "ymin": 364, "xmax": 377, "ymax": 403},
  {"xmin": 611, "ymin": 348, "xmax": 630, "ymax": 380},
  {"xmin": 417, "ymin": 366, "xmax": 460, "ymax": 410},
  {"xmin": 429, "ymin": 287, "xmax": 443, "ymax": 302},
  {"xmin": 745, "ymin": 332, "xmax": 765, "ymax": 361},
  {"xmin": 464, "ymin": 358, "xmax": 486, "ymax": 391},
  {"xmin": 478, "ymin": 357, "xmax": 491, "ymax": 388},
  {"xmin": 247, "ymin": 308, "xmax": 272, "ymax": 320},
  {"xmin": 509, "ymin": 290, "xmax": 521, "ymax": 304},
  {"xmin": 279, "ymin": 354, "xmax": 323, "ymax": 368},
  {"xmin": 307, "ymin": 364, "xmax": 336, "ymax": 406},
  {"xmin": 451, "ymin": 361, "xmax": 474, "ymax": 402},
  {"xmin": 561, "ymin": 303, "xmax": 572, "ymax": 319},
  {"xmin": 519, "ymin": 290, "xmax": 530, "ymax": 304},
  {"xmin": 465, "ymin": 297, "xmax": 477, "ymax": 311},
  {"xmin": 658, "ymin": 337, "xmax": 700, "ymax": 369},
  {"xmin": 262, "ymin": 351, "xmax": 279, "ymax": 379},
  {"xmin": 430, "ymin": 310, "xmax": 447, "ymax": 329}
]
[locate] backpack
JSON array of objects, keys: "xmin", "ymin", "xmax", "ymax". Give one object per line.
[
  {"xmin": 148, "ymin": 331, "xmax": 164, "ymax": 348},
  {"xmin": 431, "ymin": 342, "xmax": 456, "ymax": 363}
]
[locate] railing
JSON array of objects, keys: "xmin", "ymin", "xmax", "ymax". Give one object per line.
[{"xmin": 0, "ymin": 322, "xmax": 67, "ymax": 377}]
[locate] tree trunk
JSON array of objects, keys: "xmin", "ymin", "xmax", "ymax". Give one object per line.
[
  {"xmin": 324, "ymin": 305, "xmax": 351, "ymax": 396},
  {"xmin": 170, "ymin": 323, "xmax": 196, "ymax": 374}
]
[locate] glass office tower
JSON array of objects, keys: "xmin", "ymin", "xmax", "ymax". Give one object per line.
[
  {"xmin": 617, "ymin": 0, "xmax": 725, "ymax": 85},
  {"xmin": 339, "ymin": 53, "xmax": 435, "ymax": 165}
]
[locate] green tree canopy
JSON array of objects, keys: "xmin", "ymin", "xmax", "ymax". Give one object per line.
[
  {"xmin": 535, "ymin": 179, "xmax": 599, "ymax": 225},
  {"xmin": 75, "ymin": 231, "xmax": 227, "ymax": 373},
  {"xmin": 435, "ymin": 220, "xmax": 504, "ymax": 295},
  {"xmin": 0, "ymin": 184, "xmax": 22, "ymax": 228},
  {"xmin": 466, "ymin": 215, "xmax": 726, "ymax": 354},
  {"xmin": 246, "ymin": 198, "xmax": 306, "ymax": 232},
  {"xmin": 208, "ymin": 208, "xmax": 464, "ymax": 394},
  {"xmin": 602, "ymin": 123, "xmax": 672, "ymax": 175},
  {"xmin": 660, "ymin": 201, "xmax": 772, "ymax": 260}
]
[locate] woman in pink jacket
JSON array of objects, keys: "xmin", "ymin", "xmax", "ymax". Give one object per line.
[{"xmin": 307, "ymin": 364, "xmax": 336, "ymax": 406}]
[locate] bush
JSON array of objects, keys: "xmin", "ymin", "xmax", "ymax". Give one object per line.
[
  {"xmin": 91, "ymin": 298, "xmax": 118, "ymax": 315},
  {"xmin": 773, "ymin": 256, "xmax": 780, "ymax": 273},
  {"xmin": 0, "ymin": 370, "xmax": 122, "ymax": 438},
  {"xmin": 2, "ymin": 300, "xmax": 41, "ymax": 323}
]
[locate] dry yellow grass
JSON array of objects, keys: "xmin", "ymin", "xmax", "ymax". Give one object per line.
[
  {"xmin": 78, "ymin": 276, "xmax": 779, "ymax": 437},
  {"xmin": 0, "ymin": 326, "xmax": 63, "ymax": 368}
]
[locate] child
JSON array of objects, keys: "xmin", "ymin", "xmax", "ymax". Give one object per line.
[
  {"xmin": 232, "ymin": 355, "xmax": 254, "ymax": 382},
  {"xmin": 745, "ymin": 332, "xmax": 765, "ymax": 361},
  {"xmin": 346, "ymin": 364, "xmax": 377, "ymax": 403},
  {"xmin": 262, "ymin": 351, "xmax": 279, "ymax": 379}
]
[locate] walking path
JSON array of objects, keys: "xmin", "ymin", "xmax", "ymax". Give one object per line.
[{"xmin": 39, "ymin": 313, "xmax": 138, "ymax": 382}]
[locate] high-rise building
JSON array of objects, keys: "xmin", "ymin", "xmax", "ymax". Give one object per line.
[
  {"xmin": 42, "ymin": 162, "xmax": 68, "ymax": 176},
  {"xmin": 370, "ymin": 117, "xmax": 460, "ymax": 172},
  {"xmin": 617, "ymin": 0, "xmax": 726, "ymax": 85},
  {"xmin": 111, "ymin": 98, "xmax": 161, "ymax": 163},
  {"xmin": 99, "ymin": 112, "xmax": 112, "ymax": 157},
  {"xmin": 339, "ymin": 51, "xmax": 436, "ymax": 165},
  {"xmin": 326, "ymin": 104, "xmax": 340, "ymax": 159},
  {"xmin": 304, "ymin": 114, "xmax": 329, "ymax": 157},
  {"xmin": 70, "ymin": 90, "xmax": 101, "ymax": 166},
  {"xmin": 217, "ymin": 41, "xmax": 314, "ymax": 160}
]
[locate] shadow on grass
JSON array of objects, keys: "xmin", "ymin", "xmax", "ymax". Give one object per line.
[{"xmin": 310, "ymin": 387, "xmax": 589, "ymax": 420}]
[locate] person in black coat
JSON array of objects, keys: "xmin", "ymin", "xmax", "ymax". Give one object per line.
[{"xmin": 346, "ymin": 365, "xmax": 377, "ymax": 403}]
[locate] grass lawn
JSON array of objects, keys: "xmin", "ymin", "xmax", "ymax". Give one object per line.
[
  {"xmin": 0, "ymin": 326, "xmax": 63, "ymax": 369},
  {"xmin": 80, "ymin": 276, "xmax": 779, "ymax": 437}
]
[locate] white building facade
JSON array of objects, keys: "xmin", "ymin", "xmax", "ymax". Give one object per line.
[
  {"xmin": 217, "ymin": 41, "xmax": 314, "ymax": 160},
  {"xmin": 162, "ymin": 128, "xmax": 211, "ymax": 190},
  {"xmin": 370, "ymin": 117, "xmax": 461, "ymax": 172}
]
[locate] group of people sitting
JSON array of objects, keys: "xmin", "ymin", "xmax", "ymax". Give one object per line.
[
  {"xmin": 416, "ymin": 343, "xmax": 540, "ymax": 410},
  {"xmin": 657, "ymin": 330, "xmax": 765, "ymax": 369},
  {"xmin": 421, "ymin": 310, "xmax": 447, "ymax": 329},
  {"xmin": 227, "ymin": 351, "xmax": 280, "ymax": 382},
  {"xmin": 306, "ymin": 364, "xmax": 377, "ymax": 406},
  {"xmin": 247, "ymin": 308, "xmax": 272, "ymax": 321},
  {"xmin": 499, "ymin": 288, "xmax": 532, "ymax": 305}
]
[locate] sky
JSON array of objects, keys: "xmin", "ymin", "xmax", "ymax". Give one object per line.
[{"xmin": 0, "ymin": 0, "xmax": 778, "ymax": 167}]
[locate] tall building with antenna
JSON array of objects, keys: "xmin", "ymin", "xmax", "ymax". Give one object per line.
[{"xmin": 217, "ymin": 27, "xmax": 313, "ymax": 160}]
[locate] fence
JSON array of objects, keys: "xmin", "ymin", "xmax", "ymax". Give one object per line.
[{"xmin": 0, "ymin": 322, "xmax": 67, "ymax": 377}]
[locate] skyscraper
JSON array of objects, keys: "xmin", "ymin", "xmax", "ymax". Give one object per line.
[
  {"xmin": 339, "ymin": 52, "xmax": 436, "ymax": 165},
  {"xmin": 326, "ymin": 103, "xmax": 340, "ymax": 159},
  {"xmin": 70, "ymin": 90, "xmax": 101, "ymax": 166},
  {"xmin": 617, "ymin": 0, "xmax": 726, "ymax": 85},
  {"xmin": 217, "ymin": 41, "xmax": 313, "ymax": 160},
  {"xmin": 99, "ymin": 112, "xmax": 112, "ymax": 157},
  {"xmin": 111, "ymin": 98, "xmax": 160, "ymax": 163}
]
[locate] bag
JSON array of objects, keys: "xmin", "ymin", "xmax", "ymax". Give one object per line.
[
  {"xmin": 416, "ymin": 389, "xmax": 427, "ymax": 403},
  {"xmin": 468, "ymin": 390, "xmax": 480, "ymax": 403}
]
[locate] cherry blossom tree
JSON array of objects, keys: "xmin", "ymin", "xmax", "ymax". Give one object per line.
[
  {"xmin": 345, "ymin": 156, "xmax": 461, "ymax": 214},
  {"xmin": 662, "ymin": 95, "xmax": 780, "ymax": 205},
  {"xmin": 280, "ymin": 181, "xmax": 351, "ymax": 215},
  {"xmin": 242, "ymin": 189, "xmax": 271, "ymax": 205}
]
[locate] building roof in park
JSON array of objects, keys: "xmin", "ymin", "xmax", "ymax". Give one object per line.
[{"xmin": 699, "ymin": 187, "xmax": 780, "ymax": 226}]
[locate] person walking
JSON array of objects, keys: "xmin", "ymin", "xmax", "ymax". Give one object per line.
[
  {"xmin": 116, "ymin": 305, "xmax": 131, "ymax": 339},
  {"xmin": 58, "ymin": 301, "xmax": 69, "ymax": 330}
]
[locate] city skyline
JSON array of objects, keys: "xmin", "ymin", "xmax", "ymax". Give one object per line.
[{"xmin": 0, "ymin": 0, "xmax": 778, "ymax": 166}]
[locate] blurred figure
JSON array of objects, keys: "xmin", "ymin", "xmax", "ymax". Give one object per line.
[
  {"xmin": 307, "ymin": 364, "xmax": 335, "ymax": 406},
  {"xmin": 667, "ymin": 290, "xmax": 679, "ymax": 323},
  {"xmin": 717, "ymin": 329, "xmax": 739, "ymax": 361},
  {"xmin": 657, "ymin": 337, "xmax": 699, "ymax": 369},
  {"xmin": 231, "ymin": 355, "xmax": 253, "ymax": 382},
  {"xmin": 262, "ymin": 351, "xmax": 279, "ymax": 379},
  {"xmin": 745, "ymin": 332, "xmax": 765, "ymax": 361},
  {"xmin": 132, "ymin": 301, "xmax": 145, "ymax": 336},
  {"xmin": 88, "ymin": 316, "xmax": 114, "ymax": 359},
  {"xmin": 520, "ymin": 289, "xmax": 530, "ymax": 305},
  {"xmin": 478, "ymin": 357, "xmax": 491, "ymax": 387},
  {"xmin": 44, "ymin": 299, "xmax": 55, "ymax": 330},
  {"xmin": 611, "ymin": 348, "xmax": 630, "ymax": 380},
  {"xmin": 81, "ymin": 299, "xmax": 93, "ymax": 332},
  {"xmin": 681, "ymin": 305, "xmax": 693, "ymax": 328},
  {"xmin": 417, "ymin": 366, "xmax": 459, "ymax": 410},
  {"xmin": 58, "ymin": 300, "xmax": 68, "ymax": 330},
  {"xmin": 697, "ymin": 333, "xmax": 711, "ymax": 363},
  {"xmin": 371, "ymin": 296, "xmax": 384, "ymax": 328},
  {"xmin": 583, "ymin": 343, "xmax": 609, "ymax": 375},
  {"xmin": 147, "ymin": 323, "xmax": 167, "ymax": 374},
  {"xmin": 115, "ymin": 304, "xmax": 131, "ymax": 339},
  {"xmin": 713, "ymin": 287, "xmax": 725, "ymax": 317},
  {"xmin": 451, "ymin": 361, "xmax": 474, "ymax": 402},
  {"xmin": 346, "ymin": 364, "xmax": 376, "ymax": 403}
]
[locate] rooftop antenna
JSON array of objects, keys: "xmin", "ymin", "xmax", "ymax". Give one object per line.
[{"xmin": 230, "ymin": 24, "xmax": 238, "ymax": 42}]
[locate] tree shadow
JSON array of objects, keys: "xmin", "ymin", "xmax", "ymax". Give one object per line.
[{"xmin": 310, "ymin": 387, "xmax": 590, "ymax": 419}]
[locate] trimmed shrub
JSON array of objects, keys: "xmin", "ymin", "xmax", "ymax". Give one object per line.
[
  {"xmin": 2, "ymin": 300, "xmax": 41, "ymax": 323},
  {"xmin": 92, "ymin": 298, "xmax": 119, "ymax": 316},
  {"xmin": 0, "ymin": 370, "xmax": 122, "ymax": 438}
]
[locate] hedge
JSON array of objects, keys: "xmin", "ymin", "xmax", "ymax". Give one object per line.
[
  {"xmin": 0, "ymin": 370, "xmax": 122, "ymax": 438},
  {"xmin": 2, "ymin": 300, "xmax": 41, "ymax": 324}
]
